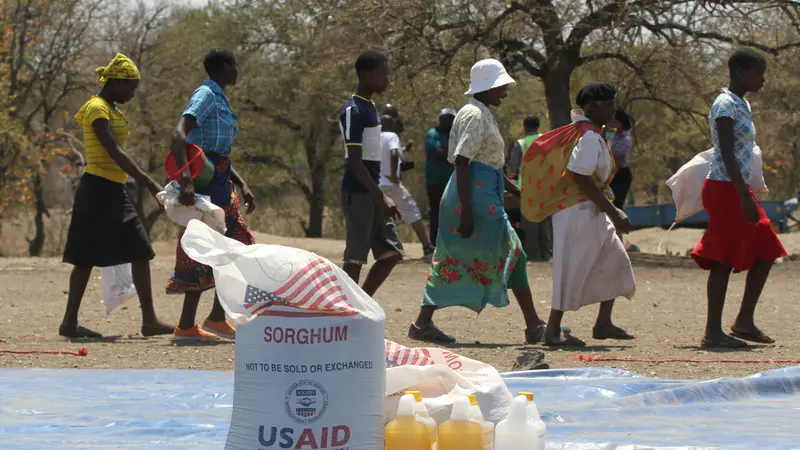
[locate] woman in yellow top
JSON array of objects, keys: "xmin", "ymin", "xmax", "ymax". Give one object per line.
[{"xmin": 60, "ymin": 54, "xmax": 173, "ymax": 338}]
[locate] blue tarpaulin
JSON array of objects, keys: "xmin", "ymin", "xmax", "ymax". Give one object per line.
[{"xmin": 2, "ymin": 366, "xmax": 799, "ymax": 449}]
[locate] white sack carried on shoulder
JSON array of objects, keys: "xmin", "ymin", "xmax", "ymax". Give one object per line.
[
  {"xmin": 665, "ymin": 149, "xmax": 714, "ymax": 223},
  {"xmin": 181, "ymin": 220, "xmax": 386, "ymax": 450},
  {"xmin": 156, "ymin": 180, "xmax": 226, "ymax": 233},
  {"xmin": 384, "ymin": 340, "xmax": 511, "ymax": 425},
  {"xmin": 100, "ymin": 264, "xmax": 136, "ymax": 315},
  {"xmin": 666, "ymin": 145, "xmax": 767, "ymax": 223},
  {"xmin": 750, "ymin": 145, "xmax": 767, "ymax": 193}
]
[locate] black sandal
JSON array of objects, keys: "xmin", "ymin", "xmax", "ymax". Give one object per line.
[
  {"xmin": 545, "ymin": 327, "xmax": 585, "ymax": 347},
  {"xmin": 545, "ymin": 334, "xmax": 586, "ymax": 347},
  {"xmin": 593, "ymin": 325, "xmax": 635, "ymax": 340},
  {"xmin": 701, "ymin": 335, "xmax": 749, "ymax": 349},
  {"xmin": 730, "ymin": 328, "xmax": 775, "ymax": 344},
  {"xmin": 408, "ymin": 323, "xmax": 456, "ymax": 345},
  {"xmin": 59, "ymin": 324, "xmax": 102, "ymax": 339},
  {"xmin": 525, "ymin": 324, "xmax": 546, "ymax": 344}
]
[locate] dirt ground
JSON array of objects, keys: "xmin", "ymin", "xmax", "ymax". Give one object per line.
[{"xmin": 1, "ymin": 228, "xmax": 799, "ymax": 380}]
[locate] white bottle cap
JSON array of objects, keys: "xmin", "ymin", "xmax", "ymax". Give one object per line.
[
  {"xmin": 397, "ymin": 394, "xmax": 416, "ymax": 417},
  {"xmin": 450, "ymin": 396, "xmax": 471, "ymax": 421},
  {"xmin": 509, "ymin": 395, "xmax": 529, "ymax": 424}
]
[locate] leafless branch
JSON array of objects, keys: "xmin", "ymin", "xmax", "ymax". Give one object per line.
[
  {"xmin": 242, "ymin": 154, "xmax": 312, "ymax": 198},
  {"xmin": 625, "ymin": 95, "xmax": 710, "ymax": 136},
  {"xmin": 579, "ymin": 51, "xmax": 653, "ymax": 87},
  {"xmin": 642, "ymin": 20, "xmax": 800, "ymax": 55},
  {"xmin": 241, "ymin": 99, "xmax": 303, "ymax": 132},
  {"xmin": 566, "ymin": 1, "xmax": 625, "ymax": 51}
]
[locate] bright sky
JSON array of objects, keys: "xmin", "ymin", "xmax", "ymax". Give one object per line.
[{"xmin": 141, "ymin": 0, "xmax": 211, "ymax": 7}]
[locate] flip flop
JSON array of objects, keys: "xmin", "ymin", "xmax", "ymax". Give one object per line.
[
  {"xmin": 545, "ymin": 334, "xmax": 586, "ymax": 347},
  {"xmin": 593, "ymin": 326, "xmax": 635, "ymax": 340},
  {"xmin": 525, "ymin": 324, "xmax": 546, "ymax": 344},
  {"xmin": 525, "ymin": 324, "xmax": 573, "ymax": 344},
  {"xmin": 730, "ymin": 330, "xmax": 775, "ymax": 344},
  {"xmin": 141, "ymin": 324, "xmax": 175, "ymax": 337},
  {"xmin": 59, "ymin": 325, "xmax": 102, "ymax": 339},
  {"xmin": 701, "ymin": 335, "xmax": 748, "ymax": 349}
]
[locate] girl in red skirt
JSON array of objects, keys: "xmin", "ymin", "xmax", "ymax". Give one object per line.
[{"xmin": 691, "ymin": 48, "xmax": 786, "ymax": 348}]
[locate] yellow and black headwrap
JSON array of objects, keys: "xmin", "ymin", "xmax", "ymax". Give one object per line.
[{"xmin": 95, "ymin": 53, "xmax": 141, "ymax": 84}]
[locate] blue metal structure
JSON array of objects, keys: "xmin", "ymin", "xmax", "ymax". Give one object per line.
[{"xmin": 625, "ymin": 200, "xmax": 788, "ymax": 231}]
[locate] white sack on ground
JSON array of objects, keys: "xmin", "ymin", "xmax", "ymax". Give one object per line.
[
  {"xmin": 384, "ymin": 339, "xmax": 512, "ymax": 425},
  {"xmin": 181, "ymin": 220, "xmax": 385, "ymax": 450}
]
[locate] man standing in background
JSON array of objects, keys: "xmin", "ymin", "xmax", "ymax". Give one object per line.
[
  {"xmin": 424, "ymin": 108, "xmax": 456, "ymax": 246},
  {"xmin": 507, "ymin": 115, "xmax": 552, "ymax": 261},
  {"xmin": 382, "ymin": 103, "xmax": 403, "ymax": 136},
  {"xmin": 339, "ymin": 51, "xmax": 403, "ymax": 296}
]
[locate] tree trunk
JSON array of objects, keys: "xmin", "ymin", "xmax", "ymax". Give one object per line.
[
  {"xmin": 542, "ymin": 63, "xmax": 575, "ymax": 129},
  {"xmin": 305, "ymin": 180, "xmax": 325, "ymax": 238},
  {"xmin": 28, "ymin": 171, "xmax": 48, "ymax": 257},
  {"xmin": 303, "ymin": 134, "xmax": 327, "ymax": 238}
]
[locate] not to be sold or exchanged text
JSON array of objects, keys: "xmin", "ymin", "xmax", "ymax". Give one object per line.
[{"xmin": 244, "ymin": 361, "xmax": 374, "ymax": 373}]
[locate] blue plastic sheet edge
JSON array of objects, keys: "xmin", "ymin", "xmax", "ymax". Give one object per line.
[{"xmin": 1, "ymin": 366, "xmax": 799, "ymax": 449}]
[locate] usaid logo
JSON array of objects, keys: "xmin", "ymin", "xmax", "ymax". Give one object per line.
[{"xmin": 285, "ymin": 380, "xmax": 328, "ymax": 424}]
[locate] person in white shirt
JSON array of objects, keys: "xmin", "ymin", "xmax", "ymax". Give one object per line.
[{"xmin": 379, "ymin": 114, "xmax": 436, "ymax": 261}]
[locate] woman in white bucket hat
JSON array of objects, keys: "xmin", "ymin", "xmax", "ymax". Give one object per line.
[{"xmin": 408, "ymin": 59, "xmax": 546, "ymax": 344}]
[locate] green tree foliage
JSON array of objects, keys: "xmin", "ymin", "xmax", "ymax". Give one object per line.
[{"xmin": 1, "ymin": 0, "xmax": 800, "ymax": 254}]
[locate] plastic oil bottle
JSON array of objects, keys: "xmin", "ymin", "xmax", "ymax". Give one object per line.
[
  {"xmin": 467, "ymin": 394, "xmax": 494, "ymax": 450},
  {"xmin": 495, "ymin": 395, "xmax": 542, "ymax": 450},
  {"xmin": 386, "ymin": 394, "xmax": 432, "ymax": 450},
  {"xmin": 517, "ymin": 391, "xmax": 546, "ymax": 449},
  {"xmin": 405, "ymin": 391, "xmax": 438, "ymax": 450},
  {"xmin": 438, "ymin": 397, "xmax": 484, "ymax": 450}
]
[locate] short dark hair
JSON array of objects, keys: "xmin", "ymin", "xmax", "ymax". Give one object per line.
[
  {"xmin": 615, "ymin": 110, "xmax": 633, "ymax": 131},
  {"xmin": 382, "ymin": 104, "xmax": 399, "ymax": 118},
  {"xmin": 523, "ymin": 115, "xmax": 540, "ymax": 132},
  {"xmin": 728, "ymin": 48, "xmax": 766, "ymax": 75},
  {"xmin": 204, "ymin": 49, "xmax": 236, "ymax": 77},
  {"xmin": 355, "ymin": 50, "xmax": 387, "ymax": 75},
  {"xmin": 380, "ymin": 114, "xmax": 396, "ymax": 130}
]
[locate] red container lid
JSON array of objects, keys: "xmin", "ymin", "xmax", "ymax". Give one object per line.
[{"xmin": 165, "ymin": 144, "xmax": 205, "ymax": 181}]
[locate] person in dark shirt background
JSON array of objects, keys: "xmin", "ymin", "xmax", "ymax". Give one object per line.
[
  {"xmin": 339, "ymin": 51, "xmax": 403, "ymax": 296},
  {"xmin": 424, "ymin": 108, "xmax": 456, "ymax": 246},
  {"xmin": 507, "ymin": 115, "xmax": 552, "ymax": 261}
]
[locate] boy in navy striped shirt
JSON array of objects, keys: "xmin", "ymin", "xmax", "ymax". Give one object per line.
[{"xmin": 339, "ymin": 51, "xmax": 403, "ymax": 296}]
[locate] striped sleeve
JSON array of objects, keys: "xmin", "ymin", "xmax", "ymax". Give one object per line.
[
  {"xmin": 83, "ymin": 98, "xmax": 111, "ymax": 125},
  {"xmin": 339, "ymin": 104, "xmax": 365, "ymax": 146}
]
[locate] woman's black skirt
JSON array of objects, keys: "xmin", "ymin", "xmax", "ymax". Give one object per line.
[{"xmin": 63, "ymin": 173, "xmax": 155, "ymax": 268}]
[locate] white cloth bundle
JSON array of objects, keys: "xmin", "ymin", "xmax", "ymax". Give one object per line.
[
  {"xmin": 156, "ymin": 181, "xmax": 226, "ymax": 233},
  {"xmin": 666, "ymin": 145, "xmax": 767, "ymax": 222}
]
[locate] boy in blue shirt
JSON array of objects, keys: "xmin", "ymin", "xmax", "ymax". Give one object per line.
[{"xmin": 339, "ymin": 51, "xmax": 403, "ymax": 296}]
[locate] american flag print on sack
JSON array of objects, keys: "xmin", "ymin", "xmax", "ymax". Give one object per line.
[
  {"xmin": 385, "ymin": 340, "xmax": 433, "ymax": 368},
  {"xmin": 243, "ymin": 258, "xmax": 358, "ymax": 317}
]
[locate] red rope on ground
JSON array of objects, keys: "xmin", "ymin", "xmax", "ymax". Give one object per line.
[
  {"xmin": 576, "ymin": 354, "xmax": 800, "ymax": 364},
  {"xmin": 0, "ymin": 348, "xmax": 88, "ymax": 357}
]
